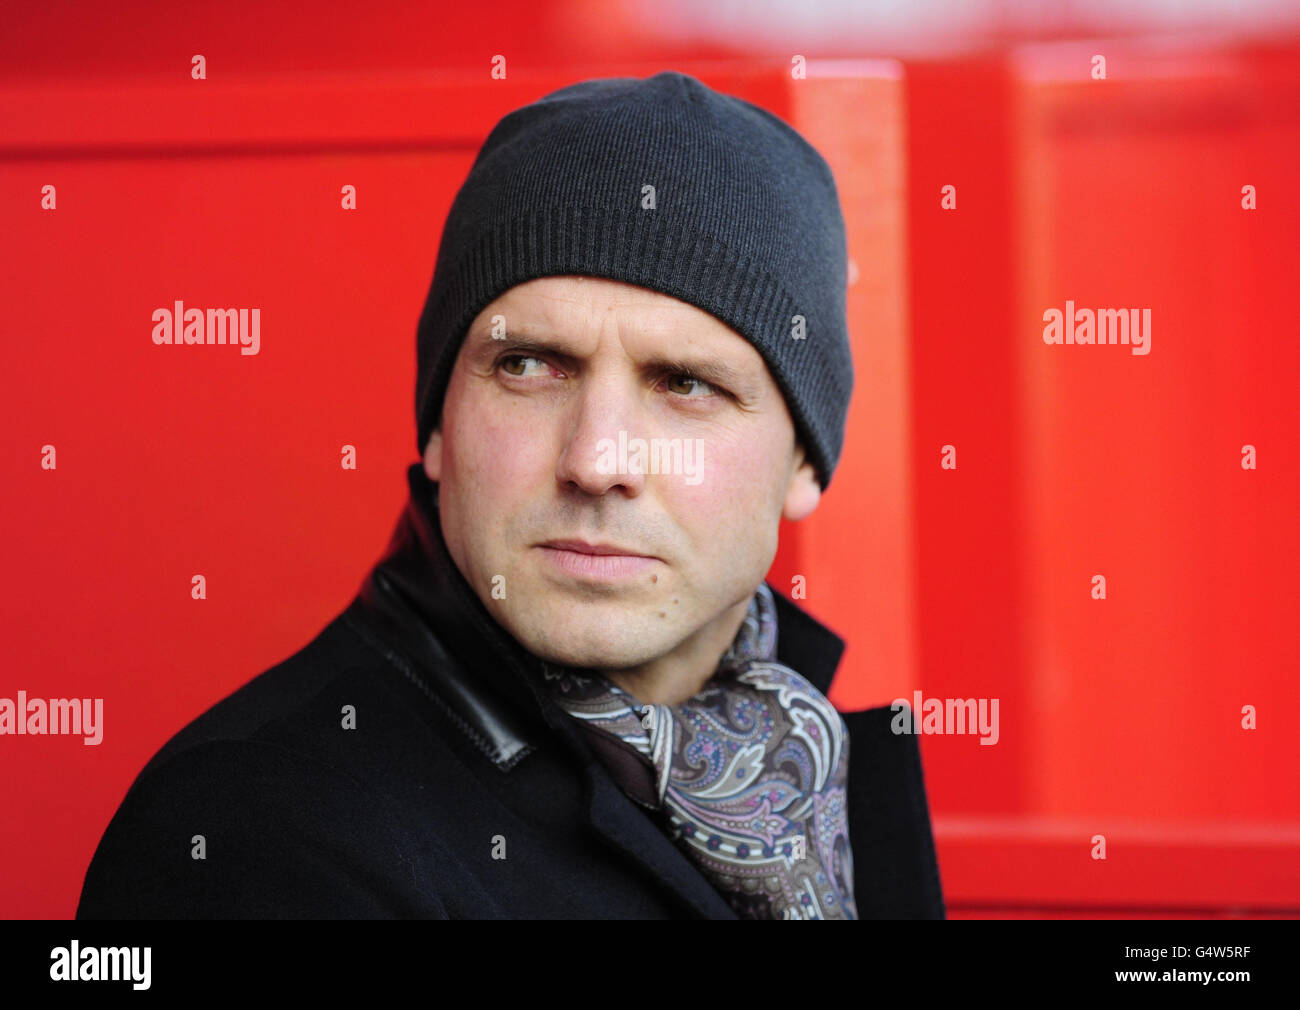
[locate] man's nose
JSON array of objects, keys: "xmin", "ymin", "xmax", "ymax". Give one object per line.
[{"xmin": 554, "ymin": 375, "xmax": 647, "ymax": 497}]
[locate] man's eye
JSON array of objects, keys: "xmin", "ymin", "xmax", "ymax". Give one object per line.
[
  {"xmin": 498, "ymin": 354, "xmax": 548, "ymax": 377},
  {"xmin": 664, "ymin": 372, "xmax": 718, "ymax": 398},
  {"xmin": 498, "ymin": 357, "xmax": 720, "ymax": 398}
]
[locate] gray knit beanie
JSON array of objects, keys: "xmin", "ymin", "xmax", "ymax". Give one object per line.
[{"xmin": 414, "ymin": 70, "xmax": 852, "ymax": 490}]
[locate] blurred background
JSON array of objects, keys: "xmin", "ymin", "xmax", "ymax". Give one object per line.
[{"xmin": 2, "ymin": 1, "xmax": 1297, "ymax": 919}]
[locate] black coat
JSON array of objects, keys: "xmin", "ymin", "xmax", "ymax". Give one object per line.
[{"xmin": 78, "ymin": 463, "xmax": 944, "ymax": 919}]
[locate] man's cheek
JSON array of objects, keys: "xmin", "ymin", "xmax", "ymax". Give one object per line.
[
  {"xmin": 667, "ymin": 481, "xmax": 745, "ymax": 564},
  {"xmin": 706, "ymin": 444, "xmax": 769, "ymax": 513},
  {"xmin": 464, "ymin": 415, "xmax": 538, "ymax": 484}
]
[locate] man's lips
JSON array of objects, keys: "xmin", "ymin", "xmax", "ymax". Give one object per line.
[
  {"xmin": 539, "ymin": 538, "xmax": 656, "ymax": 559},
  {"xmin": 537, "ymin": 539, "xmax": 660, "ymax": 580}
]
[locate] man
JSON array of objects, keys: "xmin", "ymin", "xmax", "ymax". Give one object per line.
[{"xmin": 78, "ymin": 71, "xmax": 944, "ymax": 919}]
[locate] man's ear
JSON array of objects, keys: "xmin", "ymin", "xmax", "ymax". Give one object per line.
[
  {"xmin": 783, "ymin": 444, "xmax": 821, "ymax": 521},
  {"xmin": 422, "ymin": 426, "xmax": 442, "ymax": 482}
]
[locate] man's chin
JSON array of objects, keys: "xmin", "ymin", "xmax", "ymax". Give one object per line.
[{"xmin": 512, "ymin": 623, "xmax": 670, "ymax": 673}]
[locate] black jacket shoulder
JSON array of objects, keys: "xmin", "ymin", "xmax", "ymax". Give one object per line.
[{"xmin": 77, "ymin": 612, "xmax": 486, "ymax": 919}]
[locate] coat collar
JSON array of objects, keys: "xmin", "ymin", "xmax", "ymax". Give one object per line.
[{"xmin": 345, "ymin": 462, "xmax": 851, "ymax": 918}]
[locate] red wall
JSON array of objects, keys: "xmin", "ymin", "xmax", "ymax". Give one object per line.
[
  {"xmin": 906, "ymin": 41, "xmax": 1300, "ymax": 917},
  {"xmin": 2, "ymin": 6, "xmax": 1297, "ymax": 919}
]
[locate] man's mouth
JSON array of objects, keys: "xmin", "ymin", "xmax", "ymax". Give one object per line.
[
  {"xmin": 540, "ymin": 538, "xmax": 654, "ymax": 557},
  {"xmin": 537, "ymin": 540, "xmax": 660, "ymax": 581}
]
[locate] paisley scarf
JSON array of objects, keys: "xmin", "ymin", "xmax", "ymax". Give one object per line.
[{"xmin": 540, "ymin": 582, "xmax": 857, "ymax": 919}]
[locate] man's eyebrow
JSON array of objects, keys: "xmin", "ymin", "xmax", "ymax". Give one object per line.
[
  {"xmin": 639, "ymin": 353, "xmax": 749, "ymax": 391},
  {"xmin": 468, "ymin": 330, "xmax": 580, "ymax": 364},
  {"xmin": 470, "ymin": 328, "xmax": 753, "ymax": 390}
]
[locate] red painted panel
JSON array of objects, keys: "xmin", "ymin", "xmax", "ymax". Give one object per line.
[
  {"xmin": 908, "ymin": 40, "xmax": 1300, "ymax": 916},
  {"xmin": 772, "ymin": 62, "xmax": 917, "ymax": 714}
]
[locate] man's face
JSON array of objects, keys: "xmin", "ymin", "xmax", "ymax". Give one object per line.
[{"xmin": 424, "ymin": 275, "xmax": 822, "ymax": 694}]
